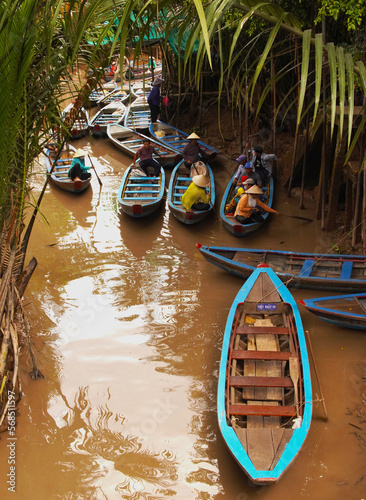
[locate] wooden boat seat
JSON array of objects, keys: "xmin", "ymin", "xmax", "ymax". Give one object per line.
[
  {"xmin": 299, "ymin": 259, "xmax": 314, "ymax": 277},
  {"xmin": 340, "ymin": 260, "xmax": 353, "ymax": 280},
  {"xmin": 229, "ymin": 404, "xmax": 296, "ymax": 417},
  {"xmin": 231, "ymin": 350, "xmax": 291, "ymax": 361},
  {"xmin": 125, "ymin": 190, "xmax": 159, "ymax": 195},
  {"xmin": 176, "ymin": 177, "xmax": 192, "ymax": 182},
  {"xmin": 229, "ymin": 376, "xmax": 293, "ymax": 388},
  {"xmin": 236, "ymin": 325, "xmax": 289, "ymax": 335}
]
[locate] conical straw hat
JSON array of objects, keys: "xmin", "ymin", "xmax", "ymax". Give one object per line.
[
  {"xmin": 246, "ymin": 185, "xmax": 263, "ymax": 195},
  {"xmin": 187, "ymin": 132, "xmax": 200, "ymax": 140}
]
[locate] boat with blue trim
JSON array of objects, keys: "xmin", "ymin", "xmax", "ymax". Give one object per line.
[
  {"xmin": 218, "ymin": 264, "xmax": 312, "ymax": 484},
  {"xmin": 195, "ymin": 246, "xmax": 366, "ymax": 291},
  {"xmin": 298, "ymin": 293, "xmax": 366, "ymax": 330}
]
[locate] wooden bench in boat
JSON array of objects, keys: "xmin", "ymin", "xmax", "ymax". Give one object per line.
[
  {"xmin": 229, "ymin": 375, "xmax": 293, "ymax": 388},
  {"xmin": 231, "ymin": 350, "xmax": 291, "ymax": 361},
  {"xmin": 229, "ymin": 404, "xmax": 296, "ymax": 417},
  {"xmin": 235, "ymin": 325, "xmax": 289, "ymax": 335}
]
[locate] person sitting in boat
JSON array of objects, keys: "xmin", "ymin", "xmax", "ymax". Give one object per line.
[
  {"xmin": 68, "ymin": 149, "xmax": 91, "ymax": 182},
  {"xmin": 234, "ymin": 184, "xmax": 278, "ymax": 224},
  {"xmin": 242, "ymin": 162, "xmax": 262, "ymax": 188},
  {"xmin": 133, "ymin": 138, "xmax": 161, "ymax": 177},
  {"xmin": 232, "ymin": 154, "xmax": 248, "ymax": 187},
  {"xmin": 225, "ymin": 187, "xmax": 245, "ymax": 215},
  {"xmin": 182, "ymin": 174, "xmax": 211, "ymax": 211},
  {"xmin": 250, "ymin": 145, "xmax": 277, "ymax": 186}
]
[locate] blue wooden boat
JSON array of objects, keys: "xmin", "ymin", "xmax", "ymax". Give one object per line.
[
  {"xmin": 218, "ymin": 264, "xmax": 312, "ymax": 484},
  {"xmin": 118, "ymin": 165, "xmax": 165, "ymax": 218},
  {"xmin": 86, "ymin": 81, "xmax": 118, "ymax": 107},
  {"xmin": 298, "ymin": 294, "xmax": 366, "ymax": 330},
  {"xmin": 45, "ymin": 145, "xmax": 91, "ymax": 193},
  {"xmin": 97, "ymin": 87, "xmax": 129, "ymax": 109},
  {"xmin": 167, "ymin": 161, "xmax": 215, "ymax": 224},
  {"xmin": 89, "ymin": 103, "xmax": 126, "ymax": 138},
  {"xmin": 149, "ymin": 120, "xmax": 218, "ymax": 158},
  {"xmin": 107, "ymin": 123, "xmax": 177, "ymax": 164},
  {"xmin": 196, "ymin": 245, "xmax": 366, "ymax": 292},
  {"xmin": 60, "ymin": 103, "xmax": 89, "ymax": 139},
  {"xmin": 124, "ymin": 94, "xmax": 151, "ymax": 131},
  {"xmin": 220, "ymin": 173, "xmax": 274, "ymax": 236}
]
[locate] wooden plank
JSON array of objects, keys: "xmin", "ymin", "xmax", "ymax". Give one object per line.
[
  {"xmin": 232, "ymin": 350, "xmax": 291, "ymax": 361},
  {"xmin": 247, "ymin": 400, "xmax": 263, "ymax": 428},
  {"xmin": 230, "ymin": 376, "xmax": 293, "ymax": 388},
  {"xmin": 243, "ymin": 334, "xmax": 256, "ymax": 399},
  {"xmin": 236, "ymin": 326, "xmax": 289, "ymax": 335},
  {"xmin": 230, "ymin": 404, "xmax": 296, "ymax": 417},
  {"xmin": 246, "ymin": 428, "xmax": 275, "ymax": 470}
]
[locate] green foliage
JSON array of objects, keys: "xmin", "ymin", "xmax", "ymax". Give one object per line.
[{"xmin": 315, "ymin": 0, "xmax": 366, "ymax": 31}]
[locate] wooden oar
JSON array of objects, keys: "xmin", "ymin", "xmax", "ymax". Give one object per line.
[
  {"xmin": 305, "ymin": 329, "xmax": 328, "ymax": 422},
  {"xmin": 289, "ymin": 356, "xmax": 300, "ymax": 416},
  {"xmin": 279, "ymin": 213, "xmax": 313, "ymax": 223},
  {"xmin": 88, "ymin": 154, "xmax": 102, "ymax": 187}
]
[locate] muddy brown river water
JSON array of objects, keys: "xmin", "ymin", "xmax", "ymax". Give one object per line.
[{"xmin": 0, "ymin": 130, "xmax": 365, "ymax": 500}]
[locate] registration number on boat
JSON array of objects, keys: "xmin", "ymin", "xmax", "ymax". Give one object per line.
[{"xmin": 256, "ymin": 303, "xmax": 277, "ymax": 311}]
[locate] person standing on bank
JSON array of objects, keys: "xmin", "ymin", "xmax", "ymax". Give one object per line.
[
  {"xmin": 148, "ymin": 76, "xmax": 164, "ymax": 124},
  {"xmin": 132, "ymin": 138, "xmax": 161, "ymax": 177},
  {"xmin": 234, "ymin": 184, "xmax": 278, "ymax": 224},
  {"xmin": 250, "ymin": 145, "xmax": 277, "ymax": 186},
  {"xmin": 68, "ymin": 149, "xmax": 91, "ymax": 182},
  {"xmin": 182, "ymin": 174, "xmax": 211, "ymax": 211}
]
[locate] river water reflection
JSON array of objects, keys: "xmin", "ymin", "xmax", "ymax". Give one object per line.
[{"xmin": 0, "ymin": 133, "xmax": 365, "ymax": 499}]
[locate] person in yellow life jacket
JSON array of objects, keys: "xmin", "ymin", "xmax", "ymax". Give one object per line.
[
  {"xmin": 225, "ymin": 187, "xmax": 245, "ymax": 215},
  {"xmin": 234, "ymin": 184, "xmax": 278, "ymax": 224},
  {"xmin": 182, "ymin": 174, "xmax": 210, "ymax": 211}
]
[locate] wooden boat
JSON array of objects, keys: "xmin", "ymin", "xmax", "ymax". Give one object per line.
[
  {"xmin": 218, "ymin": 264, "xmax": 312, "ymax": 484},
  {"xmin": 107, "ymin": 123, "xmax": 178, "ymax": 164},
  {"xmin": 45, "ymin": 144, "xmax": 91, "ymax": 193},
  {"xmin": 167, "ymin": 161, "xmax": 215, "ymax": 224},
  {"xmin": 124, "ymin": 90, "xmax": 151, "ymax": 131},
  {"xmin": 220, "ymin": 174, "xmax": 274, "ymax": 236},
  {"xmin": 86, "ymin": 81, "xmax": 118, "ymax": 107},
  {"xmin": 97, "ymin": 87, "xmax": 129, "ymax": 109},
  {"xmin": 149, "ymin": 120, "xmax": 218, "ymax": 158},
  {"xmin": 60, "ymin": 103, "xmax": 89, "ymax": 139},
  {"xmin": 196, "ymin": 245, "xmax": 366, "ymax": 292},
  {"xmin": 89, "ymin": 103, "xmax": 126, "ymax": 138},
  {"xmin": 298, "ymin": 293, "xmax": 366, "ymax": 330},
  {"xmin": 118, "ymin": 165, "xmax": 165, "ymax": 218}
]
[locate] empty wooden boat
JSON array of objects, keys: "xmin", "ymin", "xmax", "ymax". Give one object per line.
[
  {"xmin": 60, "ymin": 103, "xmax": 89, "ymax": 139},
  {"xmin": 45, "ymin": 145, "xmax": 91, "ymax": 193},
  {"xmin": 218, "ymin": 264, "xmax": 312, "ymax": 484},
  {"xmin": 149, "ymin": 120, "xmax": 218, "ymax": 158},
  {"xmin": 107, "ymin": 123, "xmax": 178, "ymax": 163},
  {"xmin": 86, "ymin": 81, "xmax": 118, "ymax": 107},
  {"xmin": 89, "ymin": 103, "xmax": 126, "ymax": 138},
  {"xmin": 298, "ymin": 293, "xmax": 366, "ymax": 330},
  {"xmin": 97, "ymin": 87, "xmax": 129, "ymax": 109},
  {"xmin": 118, "ymin": 165, "xmax": 165, "ymax": 218},
  {"xmin": 196, "ymin": 246, "xmax": 366, "ymax": 292},
  {"xmin": 167, "ymin": 161, "xmax": 215, "ymax": 224},
  {"xmin": 220, "ymin": 174, "xmax": 274, "ymax": 236}
]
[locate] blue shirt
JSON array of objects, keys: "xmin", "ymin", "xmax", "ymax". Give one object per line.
[{"xmin": 148, "ymin": 86, "xmax": 161, "ymax": 106}]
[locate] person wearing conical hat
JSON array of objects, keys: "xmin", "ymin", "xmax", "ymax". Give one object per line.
[
  {"xmin": 234, "ymin": 184, "xmax": 278, "ymax": 224},
  {"xmin": 148, "ymin": 76, "xmax": 164, "ymax": 124},
  {"xmin": 68, "ymin": 149, "xmax": 91, "ymax": 183},
  {"xmin": 181, "ymin": 173, "xmax": 211, "ymax": 211}
]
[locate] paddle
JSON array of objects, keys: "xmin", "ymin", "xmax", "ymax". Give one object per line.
[
  {"xmin": 289, "ymin": 356, "xmax": 300, "ymax": 417},
  {"xmin": 278, "ymin": 213, "xmax": 313, "ymax": 223},
  {"xmin": 305, "ymin": 330, "xmax": 328, "ymax": 422},
  {"xmin": 88, "ymin": 154, "xmax": 102, "ymax": 188}
]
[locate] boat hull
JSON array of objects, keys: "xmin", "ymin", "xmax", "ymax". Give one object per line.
[
  {"xmin": 220, "ymin": 174, "xmax": 274, "ymax": 236},
  {"xmin": 218, "ymin": 265, "xmax": 312, "ymax": 484},
  {"xmin": 196, "ymin": 246, "xmax": 366, "ymax": 292},
  {"xmin": 118, "ymin": 166, "xmax": 165, "ymax": 218},
  {"xmin": 299, "ymin": 294, "xmax": 366, "ymax": 330},
  {"xmin": 167, "ymin": 162, "xmax": 215, "ymax": 225}
]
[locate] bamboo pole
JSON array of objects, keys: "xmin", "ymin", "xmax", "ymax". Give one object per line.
[{"xmin": 305, "ymin": 330, "xmax": 328, "ymax": 422}]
